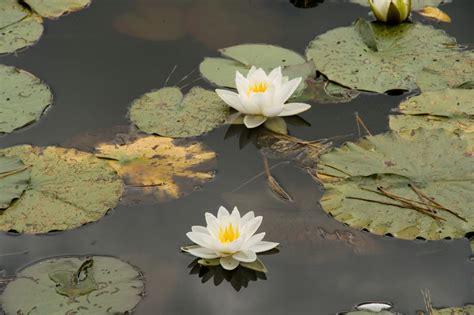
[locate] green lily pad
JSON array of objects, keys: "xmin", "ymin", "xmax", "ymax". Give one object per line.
[
  {"xmin": 317, "ymin": 129, "xmax": 474, "ymax": 240},
  {"xmin": 1, "ymin": 256, "xmax": 145, "ymax": 315},
  {"xmin": 0, "ymin": 156, "xmax": 30, "ymax": 210},
  {"xmin": 389, "ymin": 89, "xmax": 474, "ymax": 134},
  {"xmin": 0, "ymin": 145, "xmax": 123, "ymax": 234},
  {"xmin": 0, "ymin": 16, "xmax": 43, "ymax": 55},
  {"xmin": 129, "ymin": 86, "xmax": 229, "ymax": 138},
  {"xmin": 306, "ymin": 19, "xmax": 458, "ymax": 93},
  {"xmin": 0, "ymin": 0, "xmax": 29, "ymax": 29},
  {"xmin": 431, "ymin": 305, "xmax": 474, "ymax": 314},
  {"xmin": 23, "ymin": 0, "xmax": 91, "ymax": 19},
  {"xmin": 0, "ymin": 65, "xmax": 53, "ymax": 133},
  {"xmin": 349, "ymin": 0, "xmax": 450, "ymax": 10},
  {"xmin": 199, "ymin": 44, "xmax": 306, "ymax": 88},
  {"xmin": 416, "ymin": 51, "xmax": 474, "ymax": 92}
]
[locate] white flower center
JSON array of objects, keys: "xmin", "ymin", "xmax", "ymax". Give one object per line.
[
  {"xmin": 218, "ymin": 223, "xmax": 240, "ymax": 243},
  {"xmin": 246, "ymin": 82, "xmax": 268, "ymax": 95}
]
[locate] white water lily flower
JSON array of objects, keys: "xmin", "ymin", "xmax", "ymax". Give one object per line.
[
  {"xmin": 215, "ymin": 66, "xmax": 311, "ymax": 129},
  {"xmin": 368, "ymin": 0, "xmax": 411, "ymax": 24},
  {"xmin": 184, "ymin": 206, "xmax": 279, "ymax": 270}
]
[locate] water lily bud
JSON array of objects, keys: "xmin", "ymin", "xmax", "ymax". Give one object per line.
[{"xmin": 368, "ymin": 0, "xmax": 411, "ymax": 24}]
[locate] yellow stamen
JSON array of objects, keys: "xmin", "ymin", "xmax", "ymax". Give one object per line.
[
  {"xmin": 218, "ymin": 223, "xmax": 240, "ymax": 243},
  {"xmin": 246, "ymin": 82, "xmax": 268, "ymax": 95}
]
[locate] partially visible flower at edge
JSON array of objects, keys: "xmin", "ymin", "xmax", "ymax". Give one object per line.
[
  {"xmin": 215, "ymin": 66, "xmax": 311, "ymax": 129},
  {"xmin": 182, "ymin": 206, "xmax": 279, "ymax": 270},
  {"xmin": 368, "ymin": 0, "xmax": 411, "ymax": 24}
]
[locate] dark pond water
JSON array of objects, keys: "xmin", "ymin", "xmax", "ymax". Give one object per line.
[{"xmin": 1, "ymin": 0, "xmax": 473, "ymax": 314}]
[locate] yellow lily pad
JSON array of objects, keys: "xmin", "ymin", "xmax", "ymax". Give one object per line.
[
  {"xmin": 23, "ymin": 0, "xmax": 91, "ymax": 19},
  {"xmin": 95, "ymin": 135, "xmax": 216, "ymax": 204},
  {"xmin": 418, "ymin": 6, "xmax": 451, "ymax": 23}
]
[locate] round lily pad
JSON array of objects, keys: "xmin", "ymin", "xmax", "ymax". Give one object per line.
[
  {"xmin": 317, "ymin": 129, "xmax": 474, "ymax": 240},
  {"xmin": 0, "ymin": 65, "xmax": 53, "ymax": 134},
  {"xmin": 200, "ymin": 44, "xmax": 306, "ymax": 88},
  {"xmin": 349, "ymin": 0, "xmax": 450, "ymax": 10},
  {"xmin": 95, "ymin": 135, "xmax": 216, "ymax": 204},
  {"xmin": 431, "ymin": 305, "xmax": 474, "ymax": 314},
  {"xmin": 0, "ymin": 145, "xmax": 123, "ymax": 234},
  {"xmin": 23, "ymin": 0, "xmax": 91, "ymax": 19},
  {"xmin": 129, "ymin": 86, "xmax": 229, "ymax": 138},
  {"xmin": 306, "ymin": 19, "xmax": 459, "ymax": 93},
  {"xmin": 0, "ymin": 16, "xmax": 43, "ymax": 55},
  {"xmin": 416, "ymin": 51, "xmax": 474, "ymax": 92},
  {"xmin": 0, "ymin": 0, "xmax": 29, "ymax": 29},
  {"xmin": 390, "ymin": 89, "xmax": 474, "ymax": 135},
  {"xmin": 1, "ymin": 256, "xmax": 144, "ymax": 315},
  {"xmin": 0, "ymin": 156, "xmax": 30, "ymax": 210}
]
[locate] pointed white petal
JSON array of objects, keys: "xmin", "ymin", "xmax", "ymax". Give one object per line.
[
  {"xmin": 191, "ymin": 226, "xmax": 209, "ymax": 234},
  {"xmin": 242, "ymin": 232, "xmax": 265, "ymax": 248},
  {"xmin": 230, "ymin": 207, "xmax": 240, "ymax": 221},
  {"xmin": 220, "ymin": 256, "xmax": 240, "ymax": 270},
  {"xmin": 279, "ymin": 103, "xmax": 311, "ymax": 117},
  {"xmin": 241, "ymin": 216, "xmax": 262, "ymax": 237},
  {"xmin": 247, "ymin": 66, "xmax": 257, "ymax": 78},
  {"xmin": 268, "ymin": 66, "xmax": 282, "ymax": 82},
  {"xmin": 217, "ymin": 206, "xmax": 230, "ymax": 220},
  {"xmin": 186, "ymin": 232, "xmax": 214, "ymax": 248},
  {"xmin": 240, "ymin": 211, "xmax": 255, "ymax": 226},
  {"xmin": 243, "ymin": 115, "xmax": 267, "ymax": 128},
  {"xmin": 262, "ymin": 104, "xmax": 284, "ymax": 117},
  {"xmin": 184, "ymin": 246, "xmax": 219, "ymax": 259},
  {"xmin": 215, "ymin": 89, "xmax": 245, "ymax": 113},
  {"xmin": 205, "ymin": 212, "xmax": 220, "ymax": 238},
  {"xmin": 248, "ymin": 241, "xmax": 279, "ymax": 253},
  {"xmin": 232, "ymin": 250, "xmax": 257, "ymax": 263},
  {"xmin": 275, "ymin": 77, "xmax": 302, "ymax": 104}
]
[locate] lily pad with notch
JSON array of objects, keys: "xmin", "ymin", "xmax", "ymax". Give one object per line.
[
  {"xmin": 0, "ymin": 64, "xmax": 53, "ymax": 134},
  {"xmin": 306, "ymin": 19, "xmax": 459, "ymax": 93},
  {"xmin": 1, "ymin": 256, "xmax": 144, "ymax": 315},
  {"xmin": 23, "ymin": 0, "xmax": 91, "ymax": 19},
  {"xmin": 389, "ymin": 89, "xmax": 474, "ymax": 135},
  {"xmin": 199, "ymin": 44, "xmax": 306, "ymax": 88},
  {"xmin": 129, "ymin": 86, "xmax": 229, "ymax": 138},
  {"xmin": 0, "ymin": 156, "xmax": 30, "ymax": 210},
  {"xmin": 0, "ymin": 145, "xmax": 123, "ymax": 234},
  {"xmin": 317, "ymin": 129, "xmax": 474, "ymax": 240}
]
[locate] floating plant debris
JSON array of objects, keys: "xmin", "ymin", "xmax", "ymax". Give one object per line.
[
  {"xmin": 0, "ymin": 156, "xmax": 30, "ymax": 210},
  {"xmin": 418, "ymin": 6, "xmax": 451, "ymax": 22},
  {"xmin": 317, "ymin": 129, "xmax": 474, "ymax": 240},
  {"xmin": 199, "ymin": 44, "xmax": 306, "ymax": 88},
  {"xmin": 23, "ymin": 0, "xmax": 91, "ymax": 19},
  {"xmin": 0, "ymin": 145, "xmax": 123, "ymax": 234},
  {"xmin": 129, "ymin": 86, "xmax": 229, "ymax": 138},
  {"xmin": 1, "ymin": 256, "xmax": 144, "ymax": 315},
  {"xmin": 0, "ymin": 64, "xmax": 53, "ymax": 133},
  {"xmin": 306, "ymin": 19, "xmax": 459, "ymax": 93},
  {"xmin": 95, "ymin": 135, "xmax": 216, "ymax": 204}
]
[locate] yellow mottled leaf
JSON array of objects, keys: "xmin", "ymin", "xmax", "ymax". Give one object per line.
[
  {"xmin": 418, "ymin": 6, "xmax": 451, "ymax": 23},
  {"xmin": 95, "ymin": 136, "xmax": 216, "ymax": 204}
]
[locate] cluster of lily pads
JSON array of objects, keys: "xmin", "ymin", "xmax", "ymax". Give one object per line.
[{"xmin": 1, "ymin": 0, "xmax": 474, "ymax": 313}]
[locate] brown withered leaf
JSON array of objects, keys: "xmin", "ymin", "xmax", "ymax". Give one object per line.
[{"xmin": 418, "ymin": 6, "xmax": 451, "ymax": 23}]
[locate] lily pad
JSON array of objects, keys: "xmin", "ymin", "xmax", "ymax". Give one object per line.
[
  {"xmin": 0, "ymin": 0, "xmax": 29, "ymax": 29},
  {"xmin": 0, "ymin": 15, "xmax": 43, "ymax": 55},
  {"xmin": 0, "ymin": 65, "xmax": 53, "ymax": 133},
  {"xmin": 1, "ymin": 256, "xmax": 144, "ymax": 315},
  {"xmin": 306, "ymin": 19, "xmax": 459, "ymax": 93},
  {"xmin": 349, "ymin": 0, "xmax": 451, "ymax": 10},
  {"xmin": 416, "ymin": 51, "xmax": 474, "ymax": 92},
  {"xmin": 23, "ymin": 0, "xmax": 91, "ymax": 19},
  {"xmin": 0, "ymin": 156, "xmax": 30, "ymax": 210},
  {"xmin": 129, "ymin": 86, "xmax": 229, "ymax": 138},
  {"xmin": 0, "ymin": 145, "xmax": 123, "ymax": 234},
  {"xmin": 95, "ymin": 135, "xmax": 216, "ymax": 203},
  {"xmin": 389, "ymin": 89, "xmax": 474, "ymax": 134},
  {"xmin": 431, "ymin": 305, "xmax": 474, "ymax": 314},
  {"xmin": 199, "ymin": 44, "xmax": 306, "ymax": 88},
  {"xmin": 317, "ymin": 129, "xmax": 474, "ymax": 240}
]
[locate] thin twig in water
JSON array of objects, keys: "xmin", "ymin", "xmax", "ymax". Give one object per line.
[
  {"xmin": 175, "ymin": 67, "xmax": 198, "ymax": 87},
  {"xmin": 0, "ymin": 251, "xmax": 28, "ymax": 257},
  {"xmin": 180, "ymin": 77, "xmax": 203, "ymax": 90},
  {"xmin": 422, "ymin": 289, "xmax": 433, "ymax": 315},
  {"xmin": 355, "ymin": 112, "xmax": 373, "ymax": 137},
  {"xmin": 262, "ymin": 155, "xmax": 292, "ymax": 202},
  {"xmin": 164, "ymin": 65, "xmax": 178, "ymax": 87},
  {"xmin": 231, "ymin": 161, "xmax": 287, "ymax": 192}
]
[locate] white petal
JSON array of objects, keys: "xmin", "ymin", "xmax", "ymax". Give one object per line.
[
  {"xmin": 220, "ymin": 256, "xmax": 240, "ymax": 270},
  {"xmin": 275, "ymin": 77, "xmax": 302, "ymax": 104},
  {"xmin": 264, "ymin": 117, "xmax": 288, "ymax": 135},
  {"xmin": 230, "ymin": 207, "xmax": 240, "ymax": 221},
  {"xmin": 248, "ymin": 92, "xmax": 269, "ymax": 114},
  {"xmin": 205, "ymin": 213, "xmax": 220, "ymax": 239},
  {"xmin": 241, "ymin": 216, "xmax": 262, "ymax": 238},
  {"xmin": 236, "ymin": 71, "xmax": 249, "ymax": 96},
  {"xmin": 279, "ymin": 103, "xmax": 311, "ymax": 117},
  {"xmin": 215, "ymin": 89, "xmax": 245, "ymax": 113},
  {"xmin": 248, "ymin": 241, "xmax": 279, "ymax": 253},
  {"xmin": 186, "ymin": 232, "xmax": 214, "ymax": 248},
  {"xmin": 242, "ymin": 232, "xmax": 266, "ymax": 249},
  {"xmin": 243, "ymin": 115, "xmax": 267, "ymax": 128},
  {"xmin": 262, "ymin": 103, "xmax": 284, "ymax": 117},
  {"xmin": 250, "ymin": 68, "xmax": 268, "ymax": 83},
  {"xmin": 246, "ymin": 66, "xmax": 257, "ymax": 78},
  {"xmin": 191, "ymin": 226, "xmax": 209, "ymax": 234},
  {"xmin": 268, "ymin": 66, "xmax": 282, "ymax": 83},
  {"xmin": 232, "ymin": 250, "xmax": 257, "ymax": 263},
  {"xmin": 240, "ymin": 211, "xmax": 255, "ymax": 226},
  {"xmin": 217, "ymin": 206, "xmax": 230, "ymax": 220},
  {"xmin": 184, "ymin": 246, "xmax": 219, "ymax": 259}
]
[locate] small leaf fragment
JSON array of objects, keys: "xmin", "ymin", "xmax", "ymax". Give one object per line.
[{"xmin": 418, "ymin": 6, "xmax": 451, "ymax": 23}]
